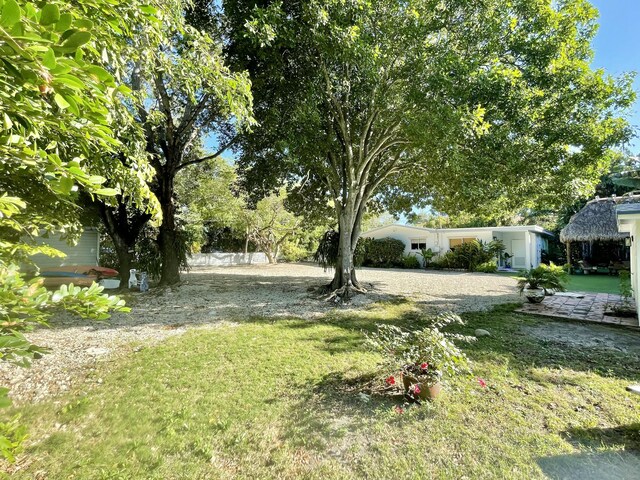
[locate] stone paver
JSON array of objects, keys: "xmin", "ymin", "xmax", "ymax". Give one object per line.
[{"xmin": 517, "ymin": 292, "xmax": 638, "ymax": 328}]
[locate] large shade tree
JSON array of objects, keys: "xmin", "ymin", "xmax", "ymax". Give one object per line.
[
  {"xmin": 91, "ymin": 3, "xmax": 254, "ymax": 285},
  {"xmin": 225, "ymin": 0, "xmax": 634, "ymax": 298},
  {"xmin": 135, "ymin": 21, "xmax": 254, "ymax": 285},
  {"xmin": 0, "ymin": 0, "xmax": 173, "ymax": 458}
]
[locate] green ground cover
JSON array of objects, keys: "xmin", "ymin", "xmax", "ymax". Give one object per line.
[
  {"xmin": 4, "ymin": 302, "xmax": 640, "ymax": 479},
  {"xmin": 499, "ymin": 272, "xmax": 621, "ymax": 295}
]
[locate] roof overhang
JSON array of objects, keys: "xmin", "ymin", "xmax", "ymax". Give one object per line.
[
  {"xmin": 361, "ymin": 223, "xmax": 554, "ymax": 237},
  {"xmin": 616, "ymin": 205, "xmax": 640, "ymax": 233}
]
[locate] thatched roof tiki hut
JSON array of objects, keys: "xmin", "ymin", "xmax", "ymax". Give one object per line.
[{"xmin": 560, "ymin": 195, "xmax": 640, "ymax": 272}]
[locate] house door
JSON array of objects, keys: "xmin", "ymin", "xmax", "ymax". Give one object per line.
[{"xmin": 511, "ymin": 239, "xmax": 526, "ymax": 269}]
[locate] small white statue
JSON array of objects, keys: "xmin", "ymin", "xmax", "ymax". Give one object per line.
[{"xmin": 128, "ymin": 269, "xmax": 138, "ymax": 289}]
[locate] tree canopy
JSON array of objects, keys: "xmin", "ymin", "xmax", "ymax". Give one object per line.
[{"xmin": 226, "ymin": 0, "xmax": 634, "ymax": 297}]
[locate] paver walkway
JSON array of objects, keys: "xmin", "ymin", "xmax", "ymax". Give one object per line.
[{"xmin": 517, "ymin": 292, "xmax": 638, "ymax": 327}]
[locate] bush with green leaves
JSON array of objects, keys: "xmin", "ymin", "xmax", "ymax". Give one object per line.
[
  {"xmin": 429, "ymin": 241, "xmax": 494, "ymax": 272},
  {"xmin": 362, "ymin": 237, "xmax": 406, "ymax": 268},
  {"xmin": 0, "ymin": 0, "xmax": 165, "ymax": 461},
  {"xmin": 402, "ymin": 255, "xmax": 421, "ymax": 269},
  {"xmin": 366, "ymin": 313, "xmax": 475, "ymax": 387},
  {"xmin": 0, "ymin": 265, "xmax": 129, "ymax": 460},
  {"xmin": 476, "ymin": 262, "xmax": 498, "ymax": 273},
  {"xmin": 418, "ymin": 248, "xmax": 436, "ymax": 268},
  {"xmin": 516, "ymin": 263, "xmax": 568, "ymax": 293}
]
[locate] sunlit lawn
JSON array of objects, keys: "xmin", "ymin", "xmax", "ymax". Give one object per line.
[
  {"xmin": 498, "ymin": 271, "xmax": 621, "ymax": 295},
  {"xmin": 565, "ymin": 274, "xmax": 621, "ymax": 295},
  {"xmin": 4, "ymin": 302, "xmax": 640, "ymax": 479}
]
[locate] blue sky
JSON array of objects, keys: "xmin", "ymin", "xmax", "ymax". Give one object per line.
[{"xmin": 590, "ymin": 0, "xmax": 639, "ymax": 152}]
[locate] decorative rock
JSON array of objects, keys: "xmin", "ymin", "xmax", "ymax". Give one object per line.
[{"xmin": 475, "ymin": 329, "xmax": 491, "ymax": 337}]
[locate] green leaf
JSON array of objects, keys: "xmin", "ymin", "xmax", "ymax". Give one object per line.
[
  {"xmin": 55, "ymin": 12, "xmax": 72, "ymax": 32},
  {"xmin": 53, "ymin": 74, "xmax": 85, "ymax": 90},
  {"xmin": 55, "ymin": 175, "xmax": 74, "ymax": 194},
  {"xmin": 40, "ymin": 3, "xmax": 60, "ymax": 25},
  {"xmin": 95, "ymin": 188, "xmax": 119, "ymax": 196},
  {"xmin": 0, "ymin": 0, "xmax": 20, "ymax": 28},
  {"xmin": 61, "ymin": 93, "xmax": 79, "ymax": 115},
  {"xmin": 3, "ymin": 112, "xmax": 12, "ymax": 130},
  {"xmin": 86, "ymin": 66, "xmax": 113, "ymax": 82},
  {"xmin": 75, "ymin": 18, "xmax": 93, "ymax": 30},
  {"xmin": 42, "ymin": 47, "xmax": 56, "ymax": 69},
  {"xmin": 62, "ymin": 31, "xmax": 91, "ymax": 50},
  {"xmin": 54, "ymin": 93, "xmax": 70, "ymax": 109}
]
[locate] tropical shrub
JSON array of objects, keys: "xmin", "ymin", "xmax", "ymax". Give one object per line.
[
  {"xmin": 363, "ymin": 237, "xmax": 406, "ymax": 267},
  {"xmin": 354, "ymin": 237, "xmax": 372, "ymax": 267},
  {"xmin": 418, "ymin": 248, "xmax": 436, "ymax": 268},
  {"xmin": 402, "ymin": 255, "xmax": 421, "ymax": 269},
  {"xmin": 476, "ymin": 262, "xmax": 498, "ymax": 273},
  {"xmin": 366, "ymin": 313, "xmax": 475, "ymax": 388},
  {"xmin": 516, "ymin": 263, "xmax": 568, "ymax": 293},
  {"xmin": 280, "ymin": 241, "xmax": 308, "ymax": 262}
]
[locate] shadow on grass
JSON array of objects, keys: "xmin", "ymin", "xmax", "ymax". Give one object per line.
[
  {"xmin": 564, "ymin": 424, "xmax": 640, "ymax": 451},
  {"xmin": 536, "ymin": 450, "xmax": 640, "ymax": 480},
  {"xmin": 277, "ymin": 369, "xmax": 411, "ymax": 453}
]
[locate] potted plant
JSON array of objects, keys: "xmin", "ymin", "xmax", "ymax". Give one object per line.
[
  {"xmin": 366, "ymin": 313, "xmax": 474, "ymax": 401},
  {"xmin": 517, "ymin": 263, "xmax": 568, "ymax": 303}
]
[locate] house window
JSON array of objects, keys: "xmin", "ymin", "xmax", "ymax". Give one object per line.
[
  {"xmin": 410, "ymin": 238, "xmax": 427, "ymax": 250},
  {"xmin": 449, "ymin": 237, "xmax": 477, "ymax": 249}
]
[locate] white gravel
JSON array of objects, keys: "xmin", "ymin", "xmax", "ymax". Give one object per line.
[{"xmin": 0, "ymin": 263, "xmax": 519, "ymax": 403}]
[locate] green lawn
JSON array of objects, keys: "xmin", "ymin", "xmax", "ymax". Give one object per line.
[
  {"xmin": 4, "ymin": 302, "xmax": 640, "ymax": 479},
  {"xmin": 565, "ymin": 274, "xmax": 621, "ymax": 295},
  {"xmin": 499, "ymin": 272, "xmax": 622, "ymax": 295}
]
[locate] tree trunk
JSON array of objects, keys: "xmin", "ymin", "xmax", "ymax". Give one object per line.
[
  {"xmin": 157, "ymin": 172, "xmax": 182, "ymax": 286},
  {"xmin": 265, "ymin": 250, "xmax": 277, "ymax": 264},
  {"xmin": 96, "ymin": 201, "xmax": 150, "ymax": 288},
  {"xmin": 114, "ymin": 242, "xmax": 134, "ymax": 289},
  {"xmin": 329, "ymin": 205, "xmax": 365, "ymax": 300}
]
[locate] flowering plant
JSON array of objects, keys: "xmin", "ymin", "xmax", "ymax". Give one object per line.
[{"xmin": 366, "ymin": 312, "xmax": 475, "ymax": 389}]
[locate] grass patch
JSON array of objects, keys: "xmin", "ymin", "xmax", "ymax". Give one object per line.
[
  {"xmin": 497, "ymin": 271, "xmax": 621, "ymax": 294},
  {"xmin": 4, "ymin": 302, "xmax": 640, "ymax": 479},
  {"xmin": 565, "ymin": 274, "xmax": 621, "ymax": 295}
]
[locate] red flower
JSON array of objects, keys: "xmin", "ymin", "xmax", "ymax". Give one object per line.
[
  {"xmin": 413, "ymin": 385, "xmax": 421, "ymax": 395},
  {"xmin": 385, "ymin": 375, "xmax": 396, "ymax": 386},
  {"xmin": 477, "ymin": 378, "xmax": 487, "ymax": 388},
  {"xmin": 394, "ymin": 406, "xmax": 404, "ymax": 414},
  {"xmin": 420, "ymin": 362, "xmax": 429, "ymax": 370}
]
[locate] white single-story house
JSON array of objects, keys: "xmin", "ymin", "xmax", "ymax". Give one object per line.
[
  {"xmin": 362, "ymin": 224, "xmax": 553, "ymax": 269},
  {"xmin": 30, "ymin": 227, "xmax": 100, "ymax": 270}
]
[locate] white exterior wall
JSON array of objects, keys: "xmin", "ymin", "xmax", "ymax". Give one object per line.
[
  {"xmin": 362, "ymin": 224, "xmax": 550, "ymax": 269},
  {"xmin": 616, "ymin": 213, "xmax": 640, "ymax": 325},
  {"xmin": 31, "ymin": 229, "xmax": 100, "ymax": 270},
  {"xmin": 363, "ymin": 226, "xmax": 438, "ymax": 257},
  {"xmin": 436, "ymin": 230, "xmax": 493, "ymax": 253}
]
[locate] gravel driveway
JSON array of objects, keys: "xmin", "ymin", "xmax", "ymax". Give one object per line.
[{"xmin": 1, "ymin": 263, "xmax": 519, "ymax": 403}]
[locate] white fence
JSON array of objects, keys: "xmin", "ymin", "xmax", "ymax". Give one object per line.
[{"xmin": 188, "ymin": 252, "xmax": 269, "ymax": 267}]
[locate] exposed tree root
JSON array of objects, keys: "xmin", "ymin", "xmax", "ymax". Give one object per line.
[{"xmin": 325, "ymin": 283, "xmax": 368, "ymax": 304}]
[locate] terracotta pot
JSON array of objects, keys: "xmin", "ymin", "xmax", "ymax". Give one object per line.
[
  {"xmin": 523, "ymin": 287, "xmax": 545, "ymax": 303},
  {"xmin": 402, "ymin": 374, "xmax": 442, "ymax": 401}
]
